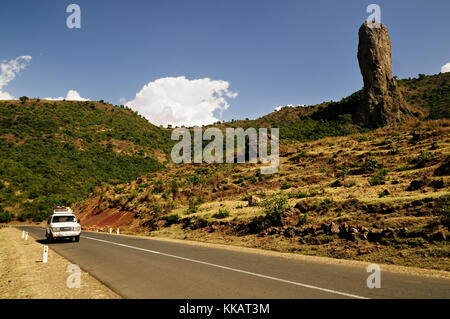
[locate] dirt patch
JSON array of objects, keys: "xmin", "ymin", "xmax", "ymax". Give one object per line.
[{"xmin": 0, "ymin": 227, "xmax": 120, "ymax": 299}]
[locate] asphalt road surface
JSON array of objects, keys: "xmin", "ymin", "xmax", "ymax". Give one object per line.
[{"xmin": 16, "ymin": 226, "xmax": 450, "ymax": 299}]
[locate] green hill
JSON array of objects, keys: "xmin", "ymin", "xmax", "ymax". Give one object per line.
[
  {"xmin": 0, "ymin": 99, "xmax": 171, "ymax": 222},
  {"xmin": 0, "ymin": 73, "xmax": 448, "ymax": 223},
  {"xmin": 220, "ymin": 73, "xmax": 449, "ymax": 142}
]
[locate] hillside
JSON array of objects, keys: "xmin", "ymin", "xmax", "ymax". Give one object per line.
[
  {"xmin": 0, "ymin": 73, "xmax": 448, "ymax": 224},
  {"xmin": 74, "ymin": 118, "xmax": 449, "ymax": 270},
  {"xmin": 0, "ymin": 99, "xmax": 172, "ymax": 222},
  {"xmin": 219, "ymin": 73, "xmax": 449, "ymax": 142}
]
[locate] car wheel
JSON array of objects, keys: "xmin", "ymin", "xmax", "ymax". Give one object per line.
[{"xmin": 75, "ymin": 236, "xmax": 80, "ymax": 242}]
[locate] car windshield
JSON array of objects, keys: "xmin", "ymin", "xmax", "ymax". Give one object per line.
[{"xmin": 52, "ymin": 215, "xmax": 75, "ymax": 223}]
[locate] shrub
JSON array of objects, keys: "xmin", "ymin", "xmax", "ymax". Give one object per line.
[
  {"xmin": 212, "ymin": 209, "xmax": 230, "ymax": 219},
  {"xmin": 378, "ymin": 189, "xmax": 390, "ymax": 198},
  {"xmin": 263, "ymin": 193, "xmax": 290, "ymax": 215},
  {"xmin": 410, "ymin": 151, "xmax": 433, "ymax": 168},
  {"xmin": 152, "ymin": 179, "xmax": 163, "ymax": 194},
  {"xmin": 357, "ymin": 135, "xmax": 370, "ymax": 142},
  {"xmin": 344, "ymin": 180, "xmax": 356, "ymax": 188},
  {"xmin": 187, "ymin": 174, "xmax": 202, "ymax": 186},
  {"xmin": 370, "ymin": 169, "xmax": 388, "ymax": 186},
  {"xmin": 281, "ymin": 182, "xmax": 292, "ymax": 190},
  {"xmin": 317, "ymin": 198, "xmax": 334, "ymax": 212},
  {"xmin": 186, "ymin": 199, "xmax": 199, "ymax": 214},
  {"xmin": 0, "ymin": 210, "xmax": 12, "ymax": 223},
  {"xmin": 19, "ymin": 96, "xmax": 29, "ymax": 104},
  {"xmin": 296, "ymin": 213, "xmax": 308, "ymax": 226},
  {"xmin": 363, "ymin": 157, "xmax": 380, "ymax": 173},
  {"xmin": 169, "ymin": 179, "xmax": 180, "ymax": 200},
  {"xmin": 165, "ymin": 213, "xmax": 180, "ymax": 225}
]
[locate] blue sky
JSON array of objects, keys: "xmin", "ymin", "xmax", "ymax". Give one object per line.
[{"xmin": 0, "ymin": 0, "xmax": 449, "ymax": 126}]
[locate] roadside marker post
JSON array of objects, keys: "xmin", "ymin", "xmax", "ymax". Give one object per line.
[
  {"xmin": 22, "ymin": 230, "xmax": 25, "ymax": 239},
  {"xmin": 117, "ymin": 228, "xmax": 119, "ymax": 235},
  {"xmin": 43, "ymin": 246, "xmax": 48, "ymax": 263},
  {"xmin": 109, "ymin": 228, "xmax": 112, "ymax": 234},
  {"xmin": 25, "ymin": 232, "xmax": 28, "ymax": 241}
]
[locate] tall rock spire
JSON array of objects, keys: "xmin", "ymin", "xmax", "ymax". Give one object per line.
[{"xmin": 355, "ymin": 22, "xmax": 411, "ymax": 128}]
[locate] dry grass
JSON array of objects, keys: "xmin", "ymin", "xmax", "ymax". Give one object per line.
[
  {"xmin": 0, "ymin": 227, "xmax": 120, "ymax": 299},
  {"xmin": 74, "ymin": 119, "xmax": 450, "ymax": 271}
]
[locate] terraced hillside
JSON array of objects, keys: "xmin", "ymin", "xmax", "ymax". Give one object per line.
[{"xmin": 74, "ymin": 118, "xmax": 449, "ymax": 270}]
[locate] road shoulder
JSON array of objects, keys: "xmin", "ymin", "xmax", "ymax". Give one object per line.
[{"xmin": 0, "ymin": 227, "xmax": 120, "ymax": 299}]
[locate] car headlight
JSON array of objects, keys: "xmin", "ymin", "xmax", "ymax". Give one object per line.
[
  {"xmin": 74, "ymin": 227, "xmax": 81, "ymax": 231},
  {"xmin": 52, "ymin": 227, "xmax": 60, "ymax": 232}
]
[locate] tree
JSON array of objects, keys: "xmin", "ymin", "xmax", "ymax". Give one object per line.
[
  {"xmin": 19, "ymin": 96, "xmax": 29, "ymax": 104},
  {"xmin": 169, "ymin": 180, "xmax": 180, "ymax": 200},
  {"xmin": 0, "ymin": 210, "xmax": 12, "ymax": 223}
]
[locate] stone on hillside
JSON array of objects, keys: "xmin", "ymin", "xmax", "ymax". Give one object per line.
[{"xmin": 248, "ymin": 195, "xmax": 263, "ymax": 206}]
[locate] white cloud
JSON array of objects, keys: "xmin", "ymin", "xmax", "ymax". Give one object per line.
[
  {"xmin": 0, "ymin": 91, "xmax": 14, "ymax": 100},
  {"xmin": 66, "ymin": 90, "xmax": 89, "ymax": 101},
  {"xmin": 44, "ymin": 90, "xmax": 89, "ymax": 101},
  {"xmin": 0, "ymin": 55, "xmax": 32, "ymax": 100},
  {"xmin": 442, "ymin": 63, "xmax": 450, "ymax": 73},
  {"xmin": 126, "ymin": 76, "xmax": 238, "ymax": 127}
]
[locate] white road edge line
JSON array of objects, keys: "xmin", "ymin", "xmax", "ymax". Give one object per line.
[{"xmin": 83, "ymin": 235, "xmax": 369, "ymax": 299}]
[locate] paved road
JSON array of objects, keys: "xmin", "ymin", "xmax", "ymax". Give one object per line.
[{"xmin": 16, "ymin": 226, "xmax": 450, "ymax": 299}]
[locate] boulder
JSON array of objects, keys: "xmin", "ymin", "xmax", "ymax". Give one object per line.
[
  {"xmin": 329, "ymin": 222, "xmax": 340, "ymax": 235},
  {"xmin": 368, "ymin": 229, "xmax": 383, "ymax": 242},
  {"xmin": 294, "ymin": 201, "xmax": 309, "ymax": 214},
  {"xmin": 407, "ymin": 179, "xmax": 429, "ymax": 191},
  {"xmin": 331, "ymin": 180, "xmax": 343, "ymax": 188},
  {"xmin": 432, "ymin": 231, "xmax": 447, "ymax": 242},
  {"xmin": 248, "ymin": 195, "xmax": 263, "ymax": 206}
]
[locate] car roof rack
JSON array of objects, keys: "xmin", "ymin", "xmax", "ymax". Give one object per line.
[{"xmin": 52, "ymin": 206, "xmax": 74, "ymax": 214}]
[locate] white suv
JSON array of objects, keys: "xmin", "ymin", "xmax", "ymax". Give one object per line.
[{"xmin": 46, "ymin": 207, "xmax": 81, "ymax": 243}]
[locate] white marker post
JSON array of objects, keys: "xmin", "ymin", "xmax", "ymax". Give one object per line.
[
  {"xmin": 25, "ymin": 232, "xmax": 28, "ymax": 241},
  {"xmin": 22, "ymin": 230, "xmax": 25, "ymax": 239},
  {"xmin": 116, "ymin": 228, "xmax": 119, "ymax": 235},
  {"xmin": 43, "ymin": 246, "xmax": 48, "ymax": 263},
  {"xmin": 109, "ymin": 227, "xmax": 112, "ymax": 234}
]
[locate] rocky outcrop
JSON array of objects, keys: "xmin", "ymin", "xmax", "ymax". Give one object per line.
[{"xmin": 356, "ymin": 22, "xmax": 412, "ymax": 128}]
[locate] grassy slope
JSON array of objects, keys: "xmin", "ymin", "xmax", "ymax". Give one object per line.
[
  {"xmin": 0, "ymin": 100, "xmax": 171, "ymax": 221},
  {"xmin": 71, "ymin": 73, "xmax": 449, "ymax": 270},
  {"xmin": 75, "ymin": 118, "xmax": 449, "ymax": 270}
]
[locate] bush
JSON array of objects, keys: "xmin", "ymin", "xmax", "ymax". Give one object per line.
[
  {"xmin": 165, "ymin": 213, "xmax": 180, "ymax": 225},
  {"xmin": 281, "ymin": 182, "xmax": 292, "ymax": 190},
  {"xmin": 212, "ymin": 209, "xmax": 230, "ymax": 219},
  {"xmin": 152, "ymin": 179, "xmax": 163, "ymax": 194},
  {"xmin": 296, "ymin": 213, "xmax": 308, "ymax": 226},
  {"xmin": 186, "ymin": 199, "xmax": 199, "ymax": 214},
  {"xmin": 0, "ymin": 210, "xmax": 12, "ymax": 223},
  {"xmin": 370, "ymin": 169, "xmax": 388, "ymax": 186},
  {"xmin": 410, "ymin": 151, "xmax": 433, "ymax": 168},
  {"xmin": 19, "ymin": 96, "xmax": 29, "ymax": 104},
  {"xmin": 263, "ymin": 193, "xmax": 290, "ymax": 217}
]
